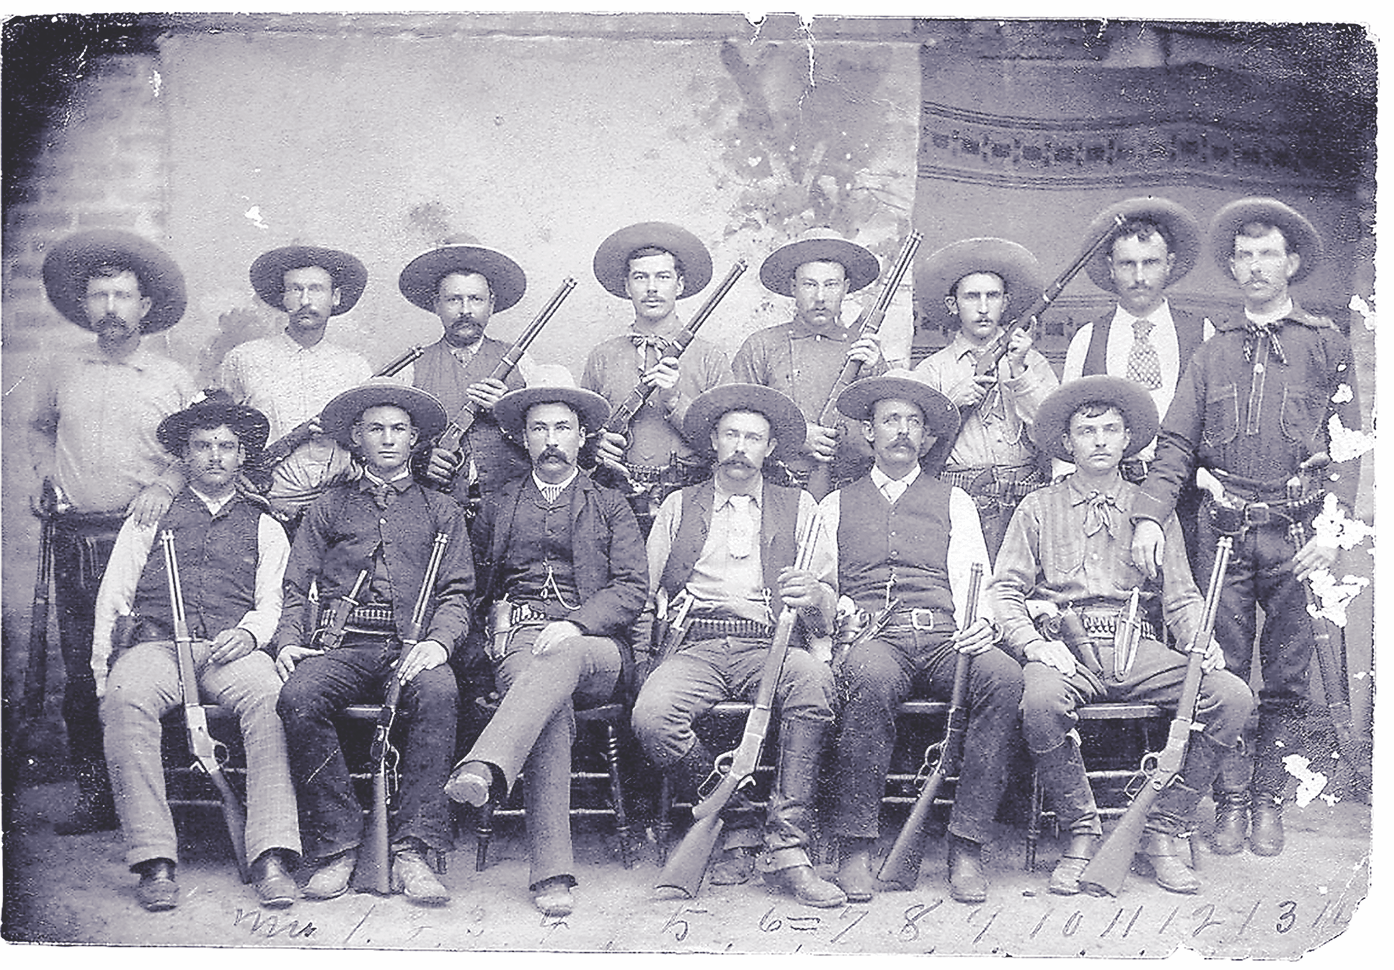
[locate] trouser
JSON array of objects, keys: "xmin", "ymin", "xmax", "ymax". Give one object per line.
[
  {"xmin": 631, "ymin": 634, "xmax": 835, "ymax": 867},
  {"xmin": 52, "ymin": 519, "xmax": 122, "ymax": 813},
  {"xmin": 276, "ymin": 636, "xmax": 458, "ymax": 861},
  {"xmin": 830, "ymin": 624, "xmax": 1023, "ymax": 844},
  {"xmin": 465, "ymin": 622, "xmax": 622, "ymax": 888},
  {"xmin": 1021, "ymin": 635, "xmax": 1253, "ymax": 835},
  {"xmin": 102, "ymin": 640, "xmax": 301, "ymax": 869}
]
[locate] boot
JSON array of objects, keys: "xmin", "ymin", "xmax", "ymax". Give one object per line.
[
  {"xmin": 1209, "ymin": 738, "xmax": 1250, "ymax": 855},
  {"xmin": 760, "ymin": 718, "xmax": 844, "ymax": 907},
  {"xmin": 1249, "ymin": 792, "xmax": 1285, "ymax": 857},
  {"xmin": 1050, "ymin": 834, "xmax": 1099, "ymax": 896},
  {"xmin": 1032, "ymin": 738, "xmax": 1102, "ymax": 896},
  {"xmin": 56, "ymin": 757, "xmax": 118, "ymax": 836},
  {"xmin": 836, "ymin": 837, "xmax": 876, "ymax": 902},
  {"xmin": 947, "ymin": 834, "xmax": 988, "ymax": 903},
  {"xmin": 1138, "ymin": 831, "xmax": 1200, "ymax": 894},
  {"xmin": 1138, "ymin": 738, "xmax": 1219, "ymax": 895},
  {"xmin": 1250, "ymin": 711, "xmax": 1296, "ymax": 857}
]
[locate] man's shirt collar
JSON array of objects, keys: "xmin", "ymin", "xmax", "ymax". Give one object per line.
[{"xmin": 714, "ymin": 475, "xmax": 764, "ymax": 510}]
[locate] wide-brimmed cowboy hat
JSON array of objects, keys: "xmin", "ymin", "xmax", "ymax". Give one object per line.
[
  {"xmin": 835, "ymin": 370, "xmax": 959, "ymax": 452},
  {"xmin": 250, "ymin": 244, "xmax": 368, "ymax": 314},
  {"xmin": 916, "ymin": 238, "xmax": 1044, "ymax": 321},
  {"xmin": 494, "ymin": 385, "xmax": 612, "ymax": 441},
  {"xmin": 398, "ymin": 234, "xmax": 527, "ymax": 313},
  {"xmin": 759, "ymin": 227, "xmax": 880, "ymax": 296},
  {"xmin": 1030, "ymin": 375, "xmax": 1159, "ymax": 463},
  {"xmin": 592, "ymin": 221, "xmax": 713, "ymax": 299},
  {"xmin": 319, "ymin": 381, "xmax": 448, "ymax": 448},
  {"xmin": 157, "ymin": 389, "xmax": 269, "ymax": 460},
  {"xmin": 1083, "ymin": 196, "xmax": 1202, "ymax": 291},
  {"xmin": 683, "ymin": 383, "xmax": 807, "ymax": 458},
  {"xmin": 1208, "ymin": 196, "xmax": 1323, "ymax": 284},
  {"xmin": 41, "ymin": 229, "xmax": 187, "ymax": 334}
]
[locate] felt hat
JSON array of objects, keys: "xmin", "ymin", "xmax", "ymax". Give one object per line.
[
  {"xmin": 916, "ymin": 237, "xmax": 1044, "ymax": 321},
  {"xmin": 1082, "ymin": 196, "xmax": 1202, "ymax": 291},
  {"xmin": 758, "ymin": 227, "xmax": 880, "ymax": 296},
  {"xmin": 494, "ymin": 385, "xmax": 612, "ymax": 442},
  {"xmin": 592, "ymin": 221, "xmax": 713, "ymax": 299},
  {"xmin": 250, "ymin": 244, "xmax": 368, "ymax": 314},
  {"xmin": 41, "ymin": 229, "xmax": 187, "ymax": 334},
  {"xmin": 1030, "ymin": 375, "xmax": 1159, "ymax": 463},
  {"xmin": 835, "ymin": 370, "xmax": 959, "ymax": 453},
  {"xmin": 319, "ymin": 381, "xmax": 448, "ymax": 448},
  {"xmin": 398, "ymin": 234, "xmax": 527, "ymax": 313},
  {"xmin": 1208, "ymin": 196, "xmax": 1323, "ymax": 284},
  {"xmin": 156, "ymin": 389, "xmax": 269, "ymax": 460},
  {"xmin": 682, "ymin": 383, "xmax": 807, "ymax": 459}
]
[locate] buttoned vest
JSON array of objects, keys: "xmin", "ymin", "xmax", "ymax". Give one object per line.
[
  {"xmin": 837, "ymin": 474, "xmax": 954, "ymax": 613},
  {"xmin": 657, "ymin": 479, "xmax": 801, "ymax": 598}
]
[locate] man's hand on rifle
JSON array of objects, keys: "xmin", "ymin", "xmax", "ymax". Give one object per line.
[
  {"xmin": 426, "ymin": 445, "xmax": 464, "ymax": 486},
  {"xmin": 1130, "ymin": 518, "xmax": 1165, "ymax": 581},
  {"xmin": 642, "ymin": 356, "xmax": 681, "ymax": 398},
  {"xmin": 777, "ymin": 567, "xmax": 830, "ymax": 614},
  {"xmin": 531, "ymin": 620, "xmax": 582, "ymax": 657},
  {"xmin": 1194, "ymin": 636, "xmax": 1227, "ymax": 673},
  {"xmin": 275, "ymin": 644, "xmax": 322, "ymax": 682},
  {"xmin": 1292, "ymin": 534, "xmax": 1338, "ymax": 583},
  {"xmin": 804, "ymin": 423, "xmax": 839, "ymax": 463},
  {"xmin": 846, "ymin": 331, "xmax": 883, "ymax": 367},
  {"xmin": 595, "ymin": 430, "xmax": 629, "ymax": 469},
  {"xmin": 1025, "ymin": 637, "xmax": 1075, "ymax": 675},
  {"xmin": 1000, "ymin": 322, "xmax": 1036, "ymax": 378},
  {"xmin": 953, "ymin": 616, "xmax": 998, "ymax": 656},
  {"xmin": 946, "ymin": 373, "xmax": 996, "ymax": 410},
  {"xmin": 466, "ymin": 376, "xmax": 510, "ymax": 412},
  {"xmin": 209, "ymin": 627, "xmax": 257, "ymax": 665},
  {"xmin": 398, "ymin": 639, "xmax": 449, "ymax": 682}
]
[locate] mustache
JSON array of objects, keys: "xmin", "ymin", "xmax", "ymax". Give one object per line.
[
  {"xmin": 890, "ymin": 435, "xmax": 915, "ymax": 449},
  {"xmin": 537, "ymin": 446, "xmax": 568, "ymax": 462},
  {"xmin": 96, "ymin": 313, "xmax": 133, "ymax": 330},
  {"xmin": 718, "ymin": 455, "xmax": 758, "ymax": 470}
]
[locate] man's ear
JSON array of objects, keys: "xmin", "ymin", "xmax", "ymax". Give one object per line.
[
  {"xmin": 862, "ymin": 419, "xmax": 875, "ymax": 445},
  {"xmin": 1284, "ymin": 252, "xmax": 1302, "ymax": 281},
  {"xmin": 943, "ymin": 295, "xmax": 958, "ymax": 317},
  {"xmin": 331, "ymin": 286, "xmax": 342, "ymax": 309},
  {"xmin": 138, "ymin": 295, "xmax": 153, "ymax": 323}
]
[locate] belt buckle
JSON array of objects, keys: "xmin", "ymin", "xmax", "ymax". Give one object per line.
[
  {"xmin": 1244, "ymin": 502, "xmax": 1271, "ymax": 527},
  {"xmin": 909, "ymin": 608, "xmax": 936, "ymax": 631}
]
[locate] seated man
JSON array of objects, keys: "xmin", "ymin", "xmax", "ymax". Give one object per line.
[
  {"xmin": 632, "ymin": 383, "xmax": 845, "ymax": 908},
  {"xmin": 821, "ymin": 372, "xmax": 1021, "ymax": 905},
  {"xmin": 444, "ymin": 384, "xmax": 647, "ymax": 918},
  {"xmin": 989, "ymin": 376, "xmax": 1253, "ymax": 895},
  {"xmin": 274, "ymin": 383, "xmax": 474, "ymax": 904},
  {"xmin": 94, "ymin": 392, "xmax": 300, "ymax": 911}
]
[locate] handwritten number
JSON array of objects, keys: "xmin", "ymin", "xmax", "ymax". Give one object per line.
[
  {"xmin": 1276, "ymin": 900, "xmax": 1297, "ymax": 934},
  {"xmin": 663, "ymin": 906, "xmax": 690, "ymax": 942},
  {"xmin": 760, "ymin": 906, "xmax": 783, "ymax": 933},
  {"xmin": 1062, "ymin": 911, "xmax": 1083, "ymax": 937},
  {"xmin": 1190, "ymin": 903, "xmax": 1224, "ymax": 938}
]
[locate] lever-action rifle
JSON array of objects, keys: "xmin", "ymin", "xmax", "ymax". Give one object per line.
[
  {"xmin": 1078, "ymin": 533, "xmax": 1233, "ymax": 897},
  {"xmin": 355, "ymin": 531, "xmax": 451, "ymax": 895},
  {"xmin": 160, "ymin": 530, "xmax": 250, "ymax": 882},
  {"xmin": 805, "ymin": 231, "xmax": 923, "ymax": 500},
  {"xmin": 655, "ymin": 513, "xmax": 819, "ymax": 898},
  {"xmin": 877, "ymin": 562, "xmax": 983, "ymax": 889},
  {"xmin": 9, "ymin": 481, "xmax": 59, "ymax": 762},
  {"xmin": 426, "ymin": 277, "xmax": 577, "ymax": 495}
]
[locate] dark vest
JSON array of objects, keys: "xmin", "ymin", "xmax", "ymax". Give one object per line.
[
  {"xmin": 132, "ymin": 488, "xmax": 263, "ymax": 642},
  {"xmin": 837, "ymin": 474, "xmax": 954, "ymax": 613},
  {"xmin": 657, "ymin": 479, "xmax": 802, "ymax": 598},
  {"xmin": 1081, "ymin": 307, "xmax": 1206, "ymax": 380},
  {"xmin": 501, "ymin": 484, "xmax": 582, "ymax": 619}
]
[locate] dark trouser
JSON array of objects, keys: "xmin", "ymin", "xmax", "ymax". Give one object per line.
[
  {"xmin": 830, "ymin": 625, "xmax": 1023, "ymax": 844},
  {"xmin": 52, "ymin": 519, "xmax": 122, "ymax": 812},
  {"xmin": 277, "ymin": 636, "xmax": 458, "ymax": 862},
  {"xmin": 1196, "ymin": 512, "xmax": 1315, "ymax": 798}
]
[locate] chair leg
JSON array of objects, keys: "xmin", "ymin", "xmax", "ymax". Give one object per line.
[
  {"xmin": 1026, "ymin": 766, "xmax": 1043, "ymax": 871},
  {"xmin": 656, "ymin": 775, "xmax": 673, "ymax": 867},
  {"xmin": 603, "ymin": 723, "xmax": 635, "ymax": 869},
  {"xmin": 475, "ymin": 800, "xmax": 494, "ymax": 872}
]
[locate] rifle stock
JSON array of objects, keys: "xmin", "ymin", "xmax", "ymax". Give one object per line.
[
  {"xmin": 21, "ymin": 506, "xmax": 54, "ymax": 725},
  {"xmin": 160, "ymin": 531, "xmax": 250, "ymax": 881},
  {"xmin": 878, "ymin": 562, "xmax": 983, "ymax": 889},
  {"xmin": 354, "ymin": 531, "xmax": 450, "ymax": 895},
  {"xmin": 1078, "ymin": 534, "xmax": 1233, "ymax": 897}
]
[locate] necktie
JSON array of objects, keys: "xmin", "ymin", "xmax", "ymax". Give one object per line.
[
  {"xmin": 1126, "ymin": 318, "xmax": 1163, "ymax": 390},
  {"xmin": 369, "ymin": 480, "xmax": 397, "ymax": 510},
  {"xmin": 1244, "ymin": 321, "xmax": 1288, "ymax": 366},
  {"xmin": 881, "ymin": 478, "xmax": 907, "ymax": 505},
  {"xmin": 727, "ymin": 495, "xmax": 754, "ymax": 559}
]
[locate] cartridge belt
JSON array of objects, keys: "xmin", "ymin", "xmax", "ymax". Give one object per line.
[
  {"xmin": 687, "ymin": 614, "xmax": 773, "ymax": 641},
  {"xmin": 342, "ymin": 605, "xmax": 396, "ymax": 634},
  {"xmin": 1077, "ymin": 608, "xmax": 1159, "ymax": 643}
]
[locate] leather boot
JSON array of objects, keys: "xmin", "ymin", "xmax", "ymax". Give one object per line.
[
  {"xmin": 1209, "ymin": 740, "xmax": 1250, "ymax": 856},
  {"xmin": 1049, "ymin": 834, "xmax": 1099, "ymax": 897},
  {"xmin": 1139, "ymin": 831, "xmax": 1200, "ymax": 894},
  {"xmin": 1250, "ymin": 711, "xmax": 1295, "ymax": 857},
  {"xmin": 1032, "ymin": 738, "xmax": 1102, "ymax": 896},
  {"xmin": 836, "ymin": 838, "xmax": 876, "ymax": 902},
  {"xmin": 760, "ymin": 718, "xmax": 845, "ymax": 908},
  {"xmin": 947, "ymin": 834, "xmax": 988, "ymax": 903},
  {"xmin": 1249, "ymin": 792, "xmax": 1285, "ymax": 857}
]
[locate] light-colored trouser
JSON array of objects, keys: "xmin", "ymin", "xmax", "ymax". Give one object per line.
[{"xmin": 102, "ymin": 639, "xmax": 301, "ymax": 870}]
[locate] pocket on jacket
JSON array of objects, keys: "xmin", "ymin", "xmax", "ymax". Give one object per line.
[{"xmin": 1201, "ymin": 383, "xmax": 1239, "ymax": 448}]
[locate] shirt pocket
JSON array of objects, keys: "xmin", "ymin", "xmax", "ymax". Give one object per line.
[
  {"xmin": 1279, "ymin": 385, "xmax": 1322, "ymax": 445},
  {"xmin": 1201, "ymin": 383, "xmax": 1239, "ymax": 448}
]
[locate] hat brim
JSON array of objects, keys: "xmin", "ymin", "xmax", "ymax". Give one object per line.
[
  {"xmin": 157, "ymin": 401, "xmax": 270, "ymax": 460},
  {"xmin": 759, "ymin": 238, "xmax": 880, "ymax": 296},
  {"xmin": 1209, "ymin": 197, "xmax": 1323, "ymax": 284},
  {"xmin": 1030, "ymin": 376, "xmax": 1160, "ymax": 463},
  {"xmin": 1083, "ymin": 196, "xmax": 1202, "ymax": 291},
  {"xmin": 683, "ymin": 384, "xmax": 808, "ymax": 459},
  {"xmin": 835, "ymin": 374, "xmax": 959, "ymax": 453},
  {"xmin": 398, "ymin": 245, "xmax": 527, "ymax": 313},
  {"xmin": 320, "ymin": 382, "xmax": 448, "ymax": 448},
  {"xmin": 250, "ymin": 245, "xmax": 368, "ymax": 314},
  {"xmin": 494, "ymin": 386, "xmax": 613, "ymax": 442},
  {"xmin": 592, "ymin": 222, "xmax": 713, "ymax": 299},
  {"xmin": 41, "ymin": 230, "xmax": 187, "ymax": 334},
  {"xmin": 916, "ymin": 238, "xmax": 1044, "ymax": 324}
]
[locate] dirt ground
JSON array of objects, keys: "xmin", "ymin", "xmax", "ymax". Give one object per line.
[{"xmin": 1, "ymin": 769, "xmax": 1375, "ymax": 960}]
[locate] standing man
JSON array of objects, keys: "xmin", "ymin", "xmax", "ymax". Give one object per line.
[
  {"xmin": 274, "ymin": 383, "xmax": 473, "ymax": 904},
  {"xmin": 732, "ymin": 227, "xmax": 887, "ymax": 493},
  {"xmin": 219, "ymin": 244, "xmax": 373, "ymax": 528},
  {"xmin": 991, "ymin": 376, "xmax": 1252, "ymax": 895},
  {"xmin": 93, "ymin": 392, "xmax": 301, "ymax": 911},
  {"xmin": 397, "ymin": 235, "xmax": 542, "ymax": 501},
  {"xmin": 1060, "ymin": 196, "xmax": 1212, "ymax": 558},
  {"xmin": 581, "ymin": 221, "xmax": 732, "ymax": 511},
  {"xmin": 30, "ymin": 229, "xmax": 195, "ymax": 834},
  {"xmin": 820, "ymin": 372, "xmax": 1021, "ymax": 905},
  {"xmin": 444, "ymin": 384, "xmax": 646, "ymax": 918},
  {"xmin": 914, "ymin": 238, "xmax": 1058, "ymax": 560},
  {"xmin": 1131, "ymin": 198, "xmax": 1362, "ymax": 859},
  {"xmin": 632, "ymin": 384, "xmax": 845, "ymax": 908}
]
